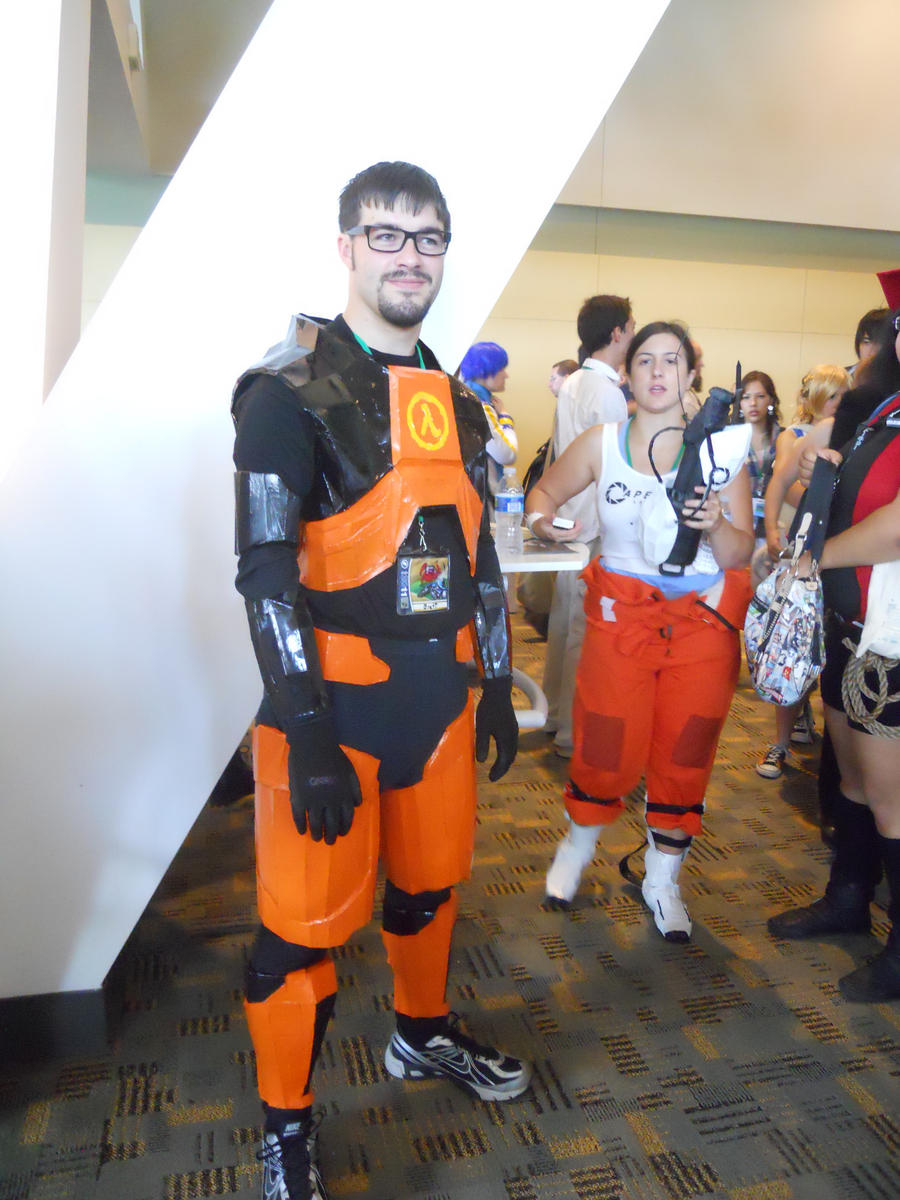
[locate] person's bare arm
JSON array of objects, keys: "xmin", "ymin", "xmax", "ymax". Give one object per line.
[
  {"xmin": 525, "ymin": 424, "xmax": 605, "ymax": 542},
  {"xmin": 820, "ymin": 487, "xmax": 900, "ymax": 570}
]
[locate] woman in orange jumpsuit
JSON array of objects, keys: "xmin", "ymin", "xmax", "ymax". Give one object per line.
[{"xmin": 526, "ymin": 321, "xmax": 754, "ymax": 941}]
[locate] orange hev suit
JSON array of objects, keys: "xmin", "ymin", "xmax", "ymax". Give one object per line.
[{"xmin": 232, "ymin": 315, "xmax": 515, "ymax": 1111}]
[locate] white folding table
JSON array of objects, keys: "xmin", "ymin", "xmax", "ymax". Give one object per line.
[{"xmin": 495, "ymin": 536, "xmax": 590, "ymax": 729}]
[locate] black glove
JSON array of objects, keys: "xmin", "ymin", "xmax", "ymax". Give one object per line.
[
  {"xmin": 286, "ymin": 713, "xmax": 363, "ymax": 844},
  {"xmin": 475, "ymin": 676, "xmax": 518, "ymax": 781}
]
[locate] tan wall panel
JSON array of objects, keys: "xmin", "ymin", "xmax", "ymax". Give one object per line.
[
  {"xmin": 798, "ymin": 333, "xmax": 859, "ymax": 381},
  {"xmin": 688, "ymin": 328, "xmax": 804, "ymax": 422},
  {"xmin": 802, "ymin": 271, "xmax": 886, "ymax": 335},
  {"xmin": 472, "ymin": 248, "xmax": 885, "ymax": 461},
  {"xmin": 491, "ymin": 250, "xmax": 598, "ymax": 321},
  {"xmin": 615, "ymin": 257, "xmax": 806, "ymax": 333}
]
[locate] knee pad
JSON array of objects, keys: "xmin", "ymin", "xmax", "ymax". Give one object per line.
[
  {"xmin": 382, "ymin": 883, "xmax": 457, "ymax": 1020},
  {"xmin": 246, "ymin": 924, "xmax": 328, "ymax": 1001},
  {"xmin": 382, "ymin": 880, "xmax": 452, "ymax": 936}
]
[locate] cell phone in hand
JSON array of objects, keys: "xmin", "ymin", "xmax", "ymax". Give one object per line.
[{"xmin": 552, "ymin": 517, "xmax": 575, "ymax": 530}]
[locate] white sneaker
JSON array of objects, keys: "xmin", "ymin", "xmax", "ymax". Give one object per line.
[
  {"xmin": 641, "ymin": 834, "xmax": 692, "ymax": 942},
  {"xmin": 545, "ymin": 820, "xmax": 601, "ymax": 903}
]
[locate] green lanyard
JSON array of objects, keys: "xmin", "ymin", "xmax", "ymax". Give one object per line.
[
  {"xmin": 624, "ymin": 417, "xmax": 685, "ymax": 471},
  {"xmin": 352, "ymin": 331, "xmax": 425, "ymax": 369}
]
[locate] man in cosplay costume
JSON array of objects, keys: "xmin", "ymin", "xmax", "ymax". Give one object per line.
[{"xmin": 231, "ymin": 162, "xmax": 529, "ymax": 1200}]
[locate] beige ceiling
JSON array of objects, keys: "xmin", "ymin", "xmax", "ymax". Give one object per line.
[
  {"xmin": 88, "ymin": 0, "xmax": 900, "ymax": 234},
  {"xmin": 561, "ymin": 0, "xmax": 900, "ymax": 232}
]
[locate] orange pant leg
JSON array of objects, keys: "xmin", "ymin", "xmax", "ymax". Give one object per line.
[
  {"xmin": 252, "ymin": 724, "xmax": 381, "ymax": 948},
  {"xmin": 244, "ymin": 957, "xmax": 336, "ymax": 1110},
  {"xmin": 644, "ymin": 620, "xmax": 740, "ymax": 836},
  {"xmin": 565, "ymin": 619, "xmax": 654, "ymax": 827},
  {"xmin": 382, "ymin": 890, "xmax": 458, "ymax": 1020},
  {"xmin": 379, "ymin": 696, "xmax": 477, "ymax": 893}
]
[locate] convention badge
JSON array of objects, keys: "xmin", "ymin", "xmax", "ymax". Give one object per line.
[
  {"xmin": 752, "ymin": 496, "xmax": 765, "ymax": 522},
  {"xmin": 397, "ymin": 555, "xmax": 450, "ymax": 614}
]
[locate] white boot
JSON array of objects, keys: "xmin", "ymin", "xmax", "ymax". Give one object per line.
[
  {"xmin": 545, "ymin": 819, "xmax": 602, "ymax": 903},
  {"xmin": 641, "ymin": 831, "xmax": 692, "ymax": 942}
]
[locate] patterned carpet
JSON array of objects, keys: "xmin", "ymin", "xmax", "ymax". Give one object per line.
[{"xmin": 2, "ymin": 615, "xmax": 899, "ymax": 1200}]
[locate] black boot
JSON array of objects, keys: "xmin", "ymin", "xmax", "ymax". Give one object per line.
[
  {"xmin": 839, "ymin": 835, "xmax": 900, "ymax": 1003},
  {"xmin": 767, "ymin": 792, "xmax": 880, "ymax": 939}
]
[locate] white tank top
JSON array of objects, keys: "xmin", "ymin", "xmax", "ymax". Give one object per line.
[{"xmin": 595, "ymin": 421, "xmax": 750, "ymax": 581}]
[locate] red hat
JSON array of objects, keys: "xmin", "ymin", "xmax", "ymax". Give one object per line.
[{"xmin": 877, "ymin": 268, "xmax": 900, "ymax": 309}]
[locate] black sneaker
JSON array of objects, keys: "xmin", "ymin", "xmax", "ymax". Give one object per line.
[
  {"xmin": 258, "ymin": 1113, "xmax": 327, "ymax": 1200},
  {"xmin": 384, "ymin": 1013, "xmax": 531, "ymax": 1101},
  {"xmin": 790, "ymin": 700, "xmax": 816, "ymax": 745},
  {"xmin": 756, "ymin": 744, "xmax": 787, "ymax": 779}
]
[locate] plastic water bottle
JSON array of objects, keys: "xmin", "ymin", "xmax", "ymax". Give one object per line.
[{"xmin": 495, "ymin": 466, "xmax": 524, "ymax": 555}]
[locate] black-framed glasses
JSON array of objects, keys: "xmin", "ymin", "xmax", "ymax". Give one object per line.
[{"xmin": 346, "ymin": 224, "xmax": 450, "ymax": 256}]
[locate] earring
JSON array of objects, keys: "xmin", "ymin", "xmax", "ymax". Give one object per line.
[{"xmin": 767, "ymin": 404, "xmax": 774, "ymax": 414}]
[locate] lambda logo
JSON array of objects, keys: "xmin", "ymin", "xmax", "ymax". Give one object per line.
[{"xmin": 407, "ymin": 392, "xmax": 450, "ymax": 451}]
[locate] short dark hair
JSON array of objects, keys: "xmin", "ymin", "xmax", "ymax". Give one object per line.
[
  {"xmin": 624, "ymin": 321, "xmax": 696, "ymax": 374},
  {"xmin": 553, "ymin": 359, "xmax": 578, "ymax": 376},
  {"xmin": 740, "ymin": 369, "xmax": 782, "ymax": 435},
  {"xmin": 854, "ymin": 306, "xmax": 889, "ymax": 357},
  {"xmin": 576, "ymin": 295, "xmax": 631, "ymax": 362},
  {"xmin": 857, "ymin": 306, "xmax": 900, "ymax": 397},
  {"xmin": 459, "ymin": 341, "xmax": 508, "ymax": 382},
  {"xmin": 339, "ymin": 161, "xmax": 450, "ymax": 234}
]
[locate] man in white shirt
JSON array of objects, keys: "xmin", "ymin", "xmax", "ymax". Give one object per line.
[{"xmin": 543, "ymin": 295, "xmax": 634, "ymax": 756}]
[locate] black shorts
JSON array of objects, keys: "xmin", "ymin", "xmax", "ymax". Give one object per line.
[{"xmin": 821, "ymin": 614, "xmax": 900, "ymax": 734}]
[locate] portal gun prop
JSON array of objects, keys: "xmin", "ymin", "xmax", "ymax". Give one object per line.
[{"xmin": 641, "ymin": 365, "xmax": 749, "ymax": 576}]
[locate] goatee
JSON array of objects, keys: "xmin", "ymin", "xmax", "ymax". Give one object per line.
[{"xmin": 378, "ymin": 271, "xmax": 436, "ymax": 329}]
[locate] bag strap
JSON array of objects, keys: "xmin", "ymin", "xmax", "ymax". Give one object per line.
[{"xmin": 790, "ymin": 456, "xmax": 837, "ymax": 562}]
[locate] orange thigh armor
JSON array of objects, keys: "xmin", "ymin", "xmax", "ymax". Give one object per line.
[{"xmin": 252, "ymin": 629, "xmax": 476, "ymax": 948}]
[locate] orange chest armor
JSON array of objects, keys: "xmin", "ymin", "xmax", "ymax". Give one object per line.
[{"xmin": 298, "ymin": 363, "xmax": 487, "ymax": 592}]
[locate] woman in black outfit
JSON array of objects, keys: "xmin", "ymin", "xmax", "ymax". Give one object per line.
[{"xmin": 768, "ymin": 303, "xmax": 900, "ymax": 1003}]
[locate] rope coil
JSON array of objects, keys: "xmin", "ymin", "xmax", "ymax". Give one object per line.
[{"xmin": 841, "ymin": 638, "xmax": 900, "ymax": 737}]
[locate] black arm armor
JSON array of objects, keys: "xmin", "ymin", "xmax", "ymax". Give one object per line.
[
  {"xmin": 245, "ymin": 595, "xmax": 329, "ymax": 731},
  {"xmin": 472, "ymin": 512, "xmax": 513, "ymax": 679},
  {"xmin": 235, "ymin": 471, "xmax": 302, "ymax": 553},
  {"xmin": 235, "ymin": 469, "xmax": 328, "ymax": 731}
]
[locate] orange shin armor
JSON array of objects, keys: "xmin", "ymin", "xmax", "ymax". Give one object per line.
[
  {"xmin": 244, "ymin": 956, "xmax": 337, "ymax": 1110},
  {"xmin": 383, "ymin": 890, "xmax": 458, "ymax": 1020}
]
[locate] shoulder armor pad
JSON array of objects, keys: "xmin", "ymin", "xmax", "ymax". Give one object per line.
[{"xmin": 232, "ymin": 315, "xmax": 324, "ymax": 410}]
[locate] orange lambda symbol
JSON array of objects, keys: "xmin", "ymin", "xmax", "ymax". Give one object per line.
[{"xmin": 407, "ymin": 391, "xmax": 450, "ymax": 451}]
